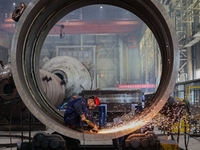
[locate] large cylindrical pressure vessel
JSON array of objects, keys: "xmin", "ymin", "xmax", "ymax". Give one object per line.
[
  {"xmin": 39, "ymin": 69, "xmax": 65, "ymax": 108},
  {"xmin": 11, "ymin": 0, "xmax": 179, "ymax": 141},
  {"xmin": 42, "ymin": 56, "xmax": 92, "ymax": 101}
]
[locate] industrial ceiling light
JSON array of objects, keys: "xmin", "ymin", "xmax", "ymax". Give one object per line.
[{"xmin": 11, "ymin": 0, "xmax": 179, "ymax": 141}]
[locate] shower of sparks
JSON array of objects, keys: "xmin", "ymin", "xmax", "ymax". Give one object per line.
[
  {"xmin": 98, "ymin": 98, "xmax": 190, "ymax": 134},
  {"xmin": 98, "ymin": 120, "xmax": 146, "ymax": 133},
  {"xmin": 98, "ymin": 112, "xmax": 152, "ymax": 134}
]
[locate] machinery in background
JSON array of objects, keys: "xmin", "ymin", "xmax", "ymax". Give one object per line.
[
  {"xmin": 0, "ymin": 56, "xmax": 93, "ymax": 130},
  {"xmin": 42, "ymin": 56, "xmax": 93, "ymax": 101},
  {"xmin": 0, "ymin": 62, "xmax": 38, "ymax": 131}
]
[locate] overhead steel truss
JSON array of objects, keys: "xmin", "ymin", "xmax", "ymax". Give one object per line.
[{"xmin": 159, "ymin": 0, "xmax": 200, "ymax": 75}]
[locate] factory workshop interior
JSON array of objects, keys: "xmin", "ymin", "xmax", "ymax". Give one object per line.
[{"xmin": 1, "ymin": 0, "xmax": 200, "ymax": 150}]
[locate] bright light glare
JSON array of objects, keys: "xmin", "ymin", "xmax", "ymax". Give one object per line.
[{"xmin": 99, "ymin": 120, "xmax": 145, "ymax": 134}]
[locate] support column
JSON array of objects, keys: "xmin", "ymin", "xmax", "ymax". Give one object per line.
[
  {"xmin": 128, "ymin": 36, "xmax": 141, "ymax": 83},
  {"xmin": 119, "ymin": 38, "xmax": 123, "ymax": 84},
  {"xmin": 193, "ymin": 10, "xmax": 200, "ymax": 79},
  {"xmin": 186, "ymin": 21, "xmax": 193, "ymax": 80},
  {"xmin": 187, "ymin": 47, "xmax": 193, "ymax": 80}
]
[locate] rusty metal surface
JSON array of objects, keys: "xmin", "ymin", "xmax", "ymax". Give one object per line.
[
  {"xmin": 11, "ymin": 0, "xmax": 179, "ymax": 140},
  {"xmin": 42, "ymin": 56, "xmax": 92, "ymax": 101}
]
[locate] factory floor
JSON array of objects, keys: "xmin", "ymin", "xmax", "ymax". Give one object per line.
[{"xmin": 0, "ymin": 127, "xmax": 200, "ymax": 150}]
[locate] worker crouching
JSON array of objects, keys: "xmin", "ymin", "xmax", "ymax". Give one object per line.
[{"xmin": 64, "ymin": 96, "xmax": 100, "ymax": 133}]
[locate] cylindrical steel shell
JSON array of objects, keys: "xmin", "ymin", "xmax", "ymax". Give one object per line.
[
  {"xmin": 42, "ymin": 56, "xmax": 92, "ymax": 101},
  {"xmin": 39, "ymin": 69, "xmax": 65, "ymax": 107},
  {"xmin": 11, "ymin": 0, "xmax": 179, "ymax": 141}
]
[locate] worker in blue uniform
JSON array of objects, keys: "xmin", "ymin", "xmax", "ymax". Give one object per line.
[{"xmin": 64, "ymin": 96, "xmax": 100, "ymax": 132}]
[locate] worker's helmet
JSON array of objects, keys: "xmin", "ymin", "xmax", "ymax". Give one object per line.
[{"xmin": 93, "ymin": 96, "xmax": 100, "ymax": 106}]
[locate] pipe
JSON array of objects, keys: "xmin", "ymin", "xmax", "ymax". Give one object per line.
[{"xmin": 11, "ymin": 0, "xmax": 179, "ymax": 141}]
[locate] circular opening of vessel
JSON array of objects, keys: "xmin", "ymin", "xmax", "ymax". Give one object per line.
[
  {"xmin": 40, "ymin": 4, "xmax": 162, "ymax": 130},
  {"xmin": 11, "ymin": 0, "xmax": 179, "ymax": 141}
]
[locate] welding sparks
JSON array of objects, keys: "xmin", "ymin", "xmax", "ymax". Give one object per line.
[
  {"xmin": 98, "ymin": 112, "xmax": 152, "ymax": 134},
  {"xmin": 99, "ymin": 120, "xmax": 145, "ymax": 133},
  {"xmin": 97, "ymin": 102, "xmax": 159, "ymax": 134}
]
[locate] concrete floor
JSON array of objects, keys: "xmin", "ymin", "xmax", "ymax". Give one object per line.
[{"xmin": 0, "ymin": 127, "xmax": 200, "ymax": 150}]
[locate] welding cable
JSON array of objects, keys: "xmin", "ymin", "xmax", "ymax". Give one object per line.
[
  {"xmin": 176, "ymin": 121, "xmax": 180, "ymax": 145},
  {"xmin": 184, "ymin": 119, "xmax": 189, "ymax": 150}
]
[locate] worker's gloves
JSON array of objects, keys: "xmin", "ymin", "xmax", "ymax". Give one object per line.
[
  {"xmin": 84, "ymin": 119, "xmax": 99, "ymax": 133},
  {"xmin": 80, "ymin": 114, "xmax": 86, "ymax": 122},
  {"xmin": 80, "ymin": 114, "xmax": 99, "ymax": 133}
]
